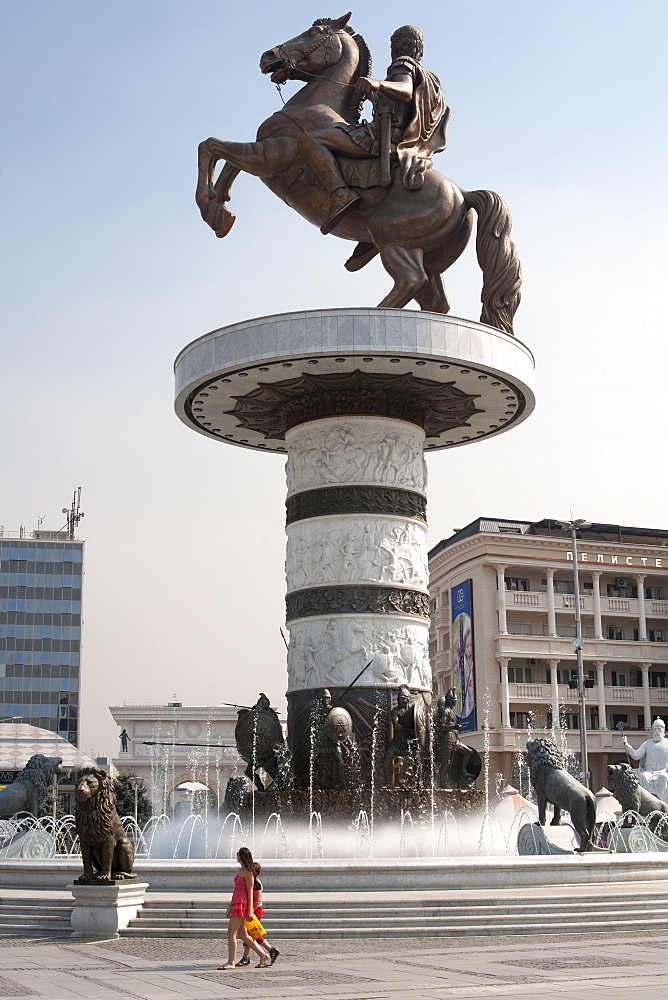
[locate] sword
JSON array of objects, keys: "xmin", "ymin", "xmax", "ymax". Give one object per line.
[{"xmin": 378, "ymin": 105, "xmax": 392, "ymax": 187}]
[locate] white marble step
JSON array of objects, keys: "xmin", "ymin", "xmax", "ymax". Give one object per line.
[{"xmin": 123, "ymin": 914, "xmax": 668, "ymax": 938}]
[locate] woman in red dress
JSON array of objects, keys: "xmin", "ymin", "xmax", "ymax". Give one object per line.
[{"xmin": 219, "ymin": 847, "xmax": 269, "ymax": 970}]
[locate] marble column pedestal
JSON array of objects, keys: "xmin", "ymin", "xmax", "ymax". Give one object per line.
[
  {"xmin": 69, "ymin": 881, "xmax": 148, "ymax": 938},
  {"xmin": 175, "ymin": 309, "xmax": 535, "ymax": 784}
]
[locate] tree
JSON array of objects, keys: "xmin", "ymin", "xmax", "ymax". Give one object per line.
[{"xmin": 114, "ymin": 773, "xmax": 152, "ymax": 825}]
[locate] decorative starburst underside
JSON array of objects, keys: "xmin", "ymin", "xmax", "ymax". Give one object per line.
[{"xmin": 225, "ymin": 370, "xmax": 483, "ymax": 439}]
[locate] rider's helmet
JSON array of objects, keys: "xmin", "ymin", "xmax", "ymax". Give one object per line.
[{"xmin": 390, "ymin": 25, "xmax": 424, "ymax": 62}]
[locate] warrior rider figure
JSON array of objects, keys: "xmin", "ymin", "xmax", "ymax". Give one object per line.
[{"xmin": 297, "ymin": 25, "xmax": 449, "ymax": 244}]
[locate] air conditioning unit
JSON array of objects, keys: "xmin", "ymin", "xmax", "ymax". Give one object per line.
[
  {"xmin": 528, "ymin": 658, "xmax": 537, "ymax": 665},
  {"xmin": 616, "ymin": 577, "xmax": 628, "ymax": 587}
]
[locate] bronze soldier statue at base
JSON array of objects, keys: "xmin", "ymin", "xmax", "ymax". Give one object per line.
[{"xmin": 434, "ymin": 688, "xmax": 482, "ymax": 790}]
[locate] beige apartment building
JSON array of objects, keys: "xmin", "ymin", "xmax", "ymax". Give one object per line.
[{"xmin": 428, "ymin": 517, "xmax": 668, "ymax": 789}]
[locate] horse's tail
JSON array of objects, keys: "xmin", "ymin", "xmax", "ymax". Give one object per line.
[{"xmin": 463, "ymin": 189, "xmax": 522, "ymax": 336}]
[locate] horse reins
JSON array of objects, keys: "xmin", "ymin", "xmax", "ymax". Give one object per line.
[{"xmin": 274, "ymin": 28, "xmax": 360, "ymax": 105}]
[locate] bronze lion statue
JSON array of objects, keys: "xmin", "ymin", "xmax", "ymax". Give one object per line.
[
  {"xmin": 74, "ymin": 768, "xmax": 135, "ymax": 882},
  {"xmin": 607, "ymin": 762, "xmax": 668, "ymax": 831},
  {"xmin": 0, "ymin": 754, "xmax": 62, "ymax": 818},
  {"xmin": 526, "ymin": 737, "xmax": 596, "ymax": 852}
]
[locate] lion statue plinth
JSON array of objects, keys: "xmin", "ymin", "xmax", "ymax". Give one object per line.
[
  {"xmin": 74, "ymin": 768, "xmax": 135, "ymax": 883},
  {"xmin": 0, "ymin": 754, "xmax": 63, "ymax": 818},
  {"xmin": 608, "ymin": 762, "xmax": 668, "ymax": 831},
  {"xmin": 526, "ymin": 737, "xmax": 596, "ymax": 853}
]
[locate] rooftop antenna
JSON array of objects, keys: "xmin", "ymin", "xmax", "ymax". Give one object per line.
[
  {"xmin": 36, "ymin": 515, "xmax": 45, "ymax": 532},
  {"xmin": 62, "ymin": 487, "xmax": 84, "ymax": 540}
]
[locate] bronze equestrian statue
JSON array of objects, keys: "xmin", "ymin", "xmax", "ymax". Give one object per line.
[{"xmin": 196, "ymin": 14, "xmax": 521, "ymax": 334}]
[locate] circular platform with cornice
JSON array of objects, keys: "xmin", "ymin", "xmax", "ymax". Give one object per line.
[{"xmin": 174, "ymin": 309, "xmax": 535, "ymax": 452}]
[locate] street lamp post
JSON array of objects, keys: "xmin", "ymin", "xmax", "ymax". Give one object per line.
[
  {"xmin": 128, "ymin": 777, "xmax": 141, "ymax": 828},
  {"xmin": 557, "ymin": 518, "xmax": 593, "ymax": 787}
]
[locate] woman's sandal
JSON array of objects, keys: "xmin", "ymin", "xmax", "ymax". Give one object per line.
[
  {"xmin": 235, "ymin": 957, "xmax": 250, "ymax": 967},
  {"xmin": 218, "ymin": 964, "xmax": 236, "ymax": 970},
  {"xmin": 256, "ymin": 960, "xmax": 270, "ymax": 968}
]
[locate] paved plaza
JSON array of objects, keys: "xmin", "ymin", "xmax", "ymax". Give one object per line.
[{"xmin": 0, "ymin": 929, "xmax": 665, "ymax": 1000}]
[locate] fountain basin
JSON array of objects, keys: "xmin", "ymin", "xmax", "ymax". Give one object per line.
[{"xmin": 3, "ymin": 854, "xmax": 668, "ymax": 891}]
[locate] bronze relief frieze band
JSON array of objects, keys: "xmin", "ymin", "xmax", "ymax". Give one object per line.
[
  {"xmin": 286, "ymin": 485, "xmax": 427, "ymax": 525},
  {"xmin": 226, "ymin": 369, "xmax": 482, "ymax": 439},
  {"xmin": 286, "ymin": 585, "xmax": 430, "ymax": 622}
]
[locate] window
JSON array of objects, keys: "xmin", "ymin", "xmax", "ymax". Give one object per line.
[
  {"xmin": 638, "ymin": 714, "xmax": 645, "ymax": 729},
  {"xmin": 646, "ymin": 587, "xmax": 663, "ymax": 600},
  {"xmin": 651, "ymin": 673, "xmax": 667, "ymax": 688},
  {"xmin": 611, "ymin": 671, "xmax": 627, "ymax": 687},
  {"xmin": 607, "ymin": 626, "xmax": 624, "ymax": 640},
  {"xmin": 510, "ymin": 712, "xmax": 531, "ymax": 728},
  {"xmin": 554, "ymin": 580, "xmax": 575, "ymax": 595},
  {"xmin": 441, "ymin": 590, "xmax": 449, "ymax": 607},
  {"xmin": 590, "ymin": 709, "xmax": 599, "ymax": 729},
  {"xmin": 508, "ymin": 666, "xmax": 533, "ymax": 683},
  {"xmin": 607, "ymin": 582, "xmax": 636, "ymax": 598},
  {"xmin": 557, "ymin": 668, "xmax": 576, "ymax": 685},
  {"xmin": 507, "ymin": 621, "xmax": 532, "ymax": 635},
  {"xmin": 430, "ymin": 598, "xmax": 438, "ymax": 615},
  {"xmin": 612, "ymin": 713, "xmax": 629, "ymax": 729},
  {"xmin": 545, "ymin": 624, "xmax": 596, "ymax": 638},
  {"xmin": 429, "ymin": 640, "xmax": 437, "ymax": 658},
  {"xmin": 634, "ymin": 628, "xmax": 665, "ymax": 642},
  {"xmin": 505, "ymin": 578, "xmax": 530, "ymax": 592}
]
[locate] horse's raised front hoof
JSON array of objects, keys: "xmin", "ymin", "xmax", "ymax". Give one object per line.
[{"xmin": 200, "ymin": 200, "xmax": 235, "ymax": 238}]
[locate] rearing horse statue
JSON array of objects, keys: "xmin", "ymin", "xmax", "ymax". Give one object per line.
[{"xmin": 196, "ymin": 13, "xmax": 521, "ymax": 334}]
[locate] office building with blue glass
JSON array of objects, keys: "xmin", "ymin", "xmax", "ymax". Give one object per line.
[{"xmin": 0, "ymin": 532, "xmax": 83, "ymax": 745}]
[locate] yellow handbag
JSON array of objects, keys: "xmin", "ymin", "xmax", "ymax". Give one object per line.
[{"xmin": 244, "ymin": 915, "xmax": 265, "ymax": 940}]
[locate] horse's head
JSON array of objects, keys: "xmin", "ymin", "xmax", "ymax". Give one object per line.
[{"xmin": 260, "ymin": 12, "xmax": 356, "ymax": 85}]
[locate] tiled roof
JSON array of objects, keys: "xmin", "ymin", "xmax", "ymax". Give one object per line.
[{"xmin": 0, "ymin": 725, "xmax": 96, "ymax": 770}]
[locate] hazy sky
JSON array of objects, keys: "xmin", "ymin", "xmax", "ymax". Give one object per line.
[{"xmin": 2, "ymin": 1, "xmax": 666, "ymax": 760}]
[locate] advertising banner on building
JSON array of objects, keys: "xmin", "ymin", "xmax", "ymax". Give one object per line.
[{"xmin": 451, "ymin": 579, "xmax": 476, "ymax": 732}]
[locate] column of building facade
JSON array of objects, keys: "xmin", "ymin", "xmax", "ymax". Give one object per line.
[
  {"xmin": 636, "ymin": 574, "xmax": 647, "ymax": 640},
  {"xmin": 640, "ymin": 661, "xmax": 652, "ymax": 727},
  {"xmin": 592, "ymin": 571, "xmax": 603, "ymax": 639},
  {"xmin": 594, "ymin": 660, "xmax": 607, "ymax": 729},
  {"xmin": 547, "ymin": 658, "xmax": 560, "ymax": 729},
  {"xmin": 496, "ymin": 564, "xmax": 508, "ymax": 634},
  {"xmin": 545, "ymin": 568, "xmax": 557, "ymax": 636},
  {"xmin": 498, "ymin": 656, "xmax": 510, "ymax": 728}
]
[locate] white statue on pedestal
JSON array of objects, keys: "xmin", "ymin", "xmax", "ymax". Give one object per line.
[{"xmin": 623, "ymin": 717, "xmax": 668, "ymax": 805}]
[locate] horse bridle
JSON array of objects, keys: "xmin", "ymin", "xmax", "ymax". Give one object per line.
[{"xmin": 277, "ymin": 25, "xmax": 338, "ymax": 77}]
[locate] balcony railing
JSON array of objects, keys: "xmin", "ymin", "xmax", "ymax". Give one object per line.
[
  {"xmin": 459, "ymin": 729, "xmax": 653, "ymax": 753},
  {"xmin": 512, "ymin": 592, "xmax": 541, "ymax": 607},
  {"xmin": 514, "ymin": 683, "xmax": 544, "ymax": 699},
  {"xmin": 497, "ymin": 634, "xmax": 668, "ymax": 662},
  {"xmin": 610, "ymin": 687, "xmax": 639, "ymax": 702},
  {"xmin": 502, "ymin": 590, "xmax": 668, "ymax": 619},
  {"xmin": 505, "ymin": 681, "xmax": 668, "ymax": 706}
]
